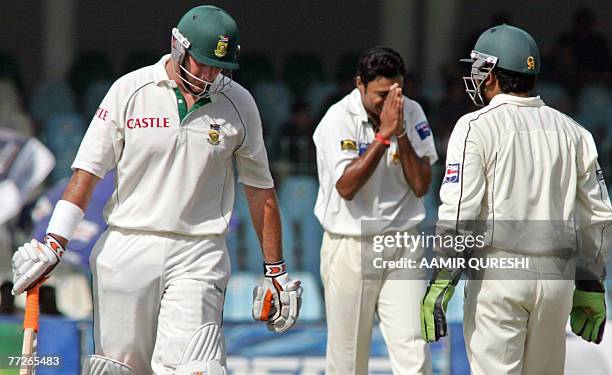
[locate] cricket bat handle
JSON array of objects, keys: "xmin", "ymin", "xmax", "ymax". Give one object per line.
[{"xmin": 20, "ymin": 283, "xmax": 41, "ymax": 375}]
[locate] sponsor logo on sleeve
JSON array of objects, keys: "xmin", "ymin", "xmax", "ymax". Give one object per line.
[
  {"xmin": 415, "ymin": 121, "xmax": 431, "ymax": 140},
  {"xmin": 340, "ymin": 139, "xmax": 357, "ymax": 152},
  {"xmin": 596, "ymin": 168, "xmax": 604, "ymax": 182},
  {"xmin": 358, "ymin": 142, "xmax": 370, "ymax": 156},
  {"xmin": 443, "ymin": 162, "xmax": 461, "ymax": 184},
  {"xmin": 95, "ymin": 107, "xmax": 109, "ymax": 121}
]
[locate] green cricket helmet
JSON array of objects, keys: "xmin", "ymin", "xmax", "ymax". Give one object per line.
[
  {"xmin": 462, "ymin": 24, "xmax": 540, "ymax": 106},
  {"xmin": 173, "ymin": 5, "xmax": 240, "ymax": 69},
  {"xmin": 171, "ymin": 5, "xmax": 240, "ymax": 98}
]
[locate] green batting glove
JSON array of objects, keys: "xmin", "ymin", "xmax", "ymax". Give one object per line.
[
  {"xmin": 571, "ymin": 280, "xmax": 607, "ymax": 344},
  {"xmin": 420, "ymin": 267, "xmax": 461, "ymax": 343}
]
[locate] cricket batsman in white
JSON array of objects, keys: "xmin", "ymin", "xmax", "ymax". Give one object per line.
[{"xmin": 11, "ymin": 5, "xmax": 302, "ymax": 375}]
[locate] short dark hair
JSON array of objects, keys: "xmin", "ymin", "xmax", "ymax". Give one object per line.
[
  {"xmin": 494, "ymin": 67, "xmax": 536, "ymax": 93},
  {"xmin": 356, "ymin": 46, "xmax": 406, "ymax": 87}
]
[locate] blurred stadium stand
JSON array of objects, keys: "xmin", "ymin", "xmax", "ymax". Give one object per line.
[
  {"xmin": 40, "ymin": 113, "xmax": 85, "ymax": 183},
  {"xmin": 282, "ymin": 52, "xmax": 327, "ymax": 97},
  {"xmin": 29, "ymin": 82, "xmax": 77, "ymax": 126},
  {"xmin": 234, "ymin": 52, "xmax": 275, "ymax": 91}
]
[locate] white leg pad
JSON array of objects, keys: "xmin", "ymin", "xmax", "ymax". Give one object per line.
[
  {"xmin": 175, "ymin": 322, "xmax": 227, "ymax": 375},
  {"xmin": 83, "ymin": 355, "xmax": 134, "ymax": 375}
]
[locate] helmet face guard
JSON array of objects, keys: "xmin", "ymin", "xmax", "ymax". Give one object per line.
[
  {"xmin": 171, "ymin": 28, "xmax": 233, "ymax": 99},
  {"xmin": 462, "ymin": 50, "xmax": 498, "ymax": 107}
]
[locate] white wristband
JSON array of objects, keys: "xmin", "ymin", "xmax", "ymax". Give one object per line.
[{"xmin": 46, "ymin": 200, "xmax": 85, "ymax": 241}]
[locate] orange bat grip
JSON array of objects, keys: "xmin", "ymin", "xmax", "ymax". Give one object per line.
[{"xmin": 23, "ymin": 284, "xmax": 41, "ymax": 332}]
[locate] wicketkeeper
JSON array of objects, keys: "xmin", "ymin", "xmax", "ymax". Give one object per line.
[{"xmin": 421, "ymin": 24, "xmax": 611, "ymax": 375}]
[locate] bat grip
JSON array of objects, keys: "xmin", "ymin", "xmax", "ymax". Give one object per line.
[{"xmin": 23, "ymin": 284, "xmax": 41, "ymax": 332}]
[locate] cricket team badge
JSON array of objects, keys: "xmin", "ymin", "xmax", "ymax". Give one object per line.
[
  {"xmin": 208, "ymin": 123, "xmax": 221, "ymax": 145},
  {"xmin": 527, "ymin": 56, "xmax": 536, "ymax": 71},
  {"xmin": 214, "ymin": 35, "xmax": 229, "ymax": 57},
  {"xmin": 340, "ymin": 139, "xmax": 357, "ymax": 152}
]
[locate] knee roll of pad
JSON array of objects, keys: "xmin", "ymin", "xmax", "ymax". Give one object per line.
[
  {"xmin": 175, "ymin": 322, "xmax": 227, "ymax": 375},
  {"xmin": 83, "ymin": 355, "xmax": 134, "ymax": 375}
]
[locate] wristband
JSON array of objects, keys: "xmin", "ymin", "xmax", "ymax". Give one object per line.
[
  {"xmin": 396, "ymin": 129, "xmax": 407, "ymax": 138},
  {"xmin": 46, "ymin": 200, "xmax": 85, "ymax": 241},
  {"xmin": 44, "ymin": 234, "xmax": 66, "ymax": 258},
  {"xmin": 375, "ymin": 133, "xmax": 391, "ymax": 147},
  {"xmin": 263, "ymin": 260, "xmax": 286, "ymax": 277}
]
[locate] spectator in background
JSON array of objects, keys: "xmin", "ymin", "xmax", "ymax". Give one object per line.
[
  {"xmin": 275, "ymin": 99, "xmax": 317, "ymax": 171},
  {"xmin": 550, "ymin": 7, "xmax": 612, "ymax": 93},
  {"xmin": 0, "ymin": 281, "xmax": 22, "ymax": 315},
  {"xmin": 318, "ymin": 52, "xmax": 362, "ymax": 122},
  {"xmin": 39, "ymin": 285, "xmax": 63, "ymax": 316},
  {"xmin": 404, "ymin": 71, "xmax": 431, "ymax": 115},
  {"xmin": 460, "ymin": 12, "xmax": 513, "ymax": 63},
  {"xmin": 431, "ymin": 68, "xmax": 474, "ymax": 161}
]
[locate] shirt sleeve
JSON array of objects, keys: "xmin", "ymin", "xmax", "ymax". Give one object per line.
[
  {"xmin": 312, "ymin": 107, "xmax": 358, "ymax": 185},
  {"xmin": 405, "ymin": 100, "xmax": 438, "ymax": 165},
  {"xmin": 438, "ymin": 116, "xmax": 487, "ymax": 223},
  {"xmin": 575, "ymin": 130, "xmax": 612, "ymax": 279},
  {"xmin": 71, "ymin": 81, "xmax": 124, "ymax": 179},
  {"xmin": 235, "ymin": 93, "xmax": 274, "ymax": 189}
]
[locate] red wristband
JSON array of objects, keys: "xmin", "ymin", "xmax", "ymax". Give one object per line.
[{"xmin": 375, "ymin": 133, "xmax": 391, "ymax": 147}]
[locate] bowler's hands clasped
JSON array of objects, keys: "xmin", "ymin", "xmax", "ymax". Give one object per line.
[{"xmin": 379, "ymin": 83, "xmax": 405, "ymax": 139}]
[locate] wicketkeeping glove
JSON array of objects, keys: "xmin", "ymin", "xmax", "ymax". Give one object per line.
[
  {"xmin": 252, "ymin": 260, "xmax": 303, "ymax": 333},
  {"xmin": 571, "ymin": 279, "xmax": 607, "ymax": 344},
  {"xmin": 420, "ymin": 267, "xmax": 462, "ymax": 343},
  {"xmin": 12, "ymin": 235, "xmax": 65, "ymax": 295}
]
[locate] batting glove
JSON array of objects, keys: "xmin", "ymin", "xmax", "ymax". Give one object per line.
[
  {"xmin": 252, "ymin": 260, "xmax": 303, "ymax": 333},
  {"xmin": 571, "ymin": 279, "xmax": 607, "ymax": 344},
  {"xmin": 12, "ymin": 235, "xmax": 65, "ymax": 295},
  {"xmin": 420, "ymin": 267, "xmax": 462, "ymax": 343}
]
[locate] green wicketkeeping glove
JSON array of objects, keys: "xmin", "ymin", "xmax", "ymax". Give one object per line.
[
  {"xmin": 571, "ymin": 281, "xmax": 607, "ymax": 344},
  {"xmin": 420, "ymin": 267, "xmax": 462, "ymax": 343}
]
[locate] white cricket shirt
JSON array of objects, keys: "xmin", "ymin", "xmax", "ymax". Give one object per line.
[
  {"xmin": 439, "ymin": 94, "xmax": 611, "ymax": 260},
  {"xmin": 313, "ymin": 88, "xmax": 438, "ymax": 236},
  {"xmin": 72, "ymin": 55, "xmax": 273, "ymax": 236}
]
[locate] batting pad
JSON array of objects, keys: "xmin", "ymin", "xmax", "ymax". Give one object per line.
[
  {"xmin": 175, "ymin": 322, "xmax": 227, "ymax": 375},
  {"xmin": 83, "ymin": 355, "xmax": 135, "ymax": 375}
]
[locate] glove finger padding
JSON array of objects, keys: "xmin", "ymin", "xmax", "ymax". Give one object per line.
[
  {"xmin": 252, "ymin": 285, "xmax": 277, "ymax": 321},
  {"xmin": 570, "ymin": 307, "xmax": 588, "ymax": 338},
  {"xmin": 11, "ymin": 236, "xmax": 64, "ymax": 295},
  {"xmin": 421, "ymin": 284, "xmax": 454, "ymax": 342},
  {"xmin": 266, "ymin": 280, "xmax": 303, "ymax": 333},
  {"xmin": 571, "ymin": 287, "xmax": 607, "ymax": 344},
  {"xmin": 420, "ymin": 267, "xmax": 461, "ymax": 343}
]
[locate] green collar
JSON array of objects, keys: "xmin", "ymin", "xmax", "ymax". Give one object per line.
[{"xmin": 173, "ymin": 88, "xmax": 211, "ymax": 122}]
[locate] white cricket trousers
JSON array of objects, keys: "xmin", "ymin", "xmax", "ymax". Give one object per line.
[
  {"xmin": 463, "ymin": 250, "xmax": 574, "ymax": 375},
  {"xmin": 89, "ymin": 227, "xmax": 230, "ymax": 375},
  {"xmin": 320, "ymin": 231, "xmax": 431, "ymax": 375}
]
